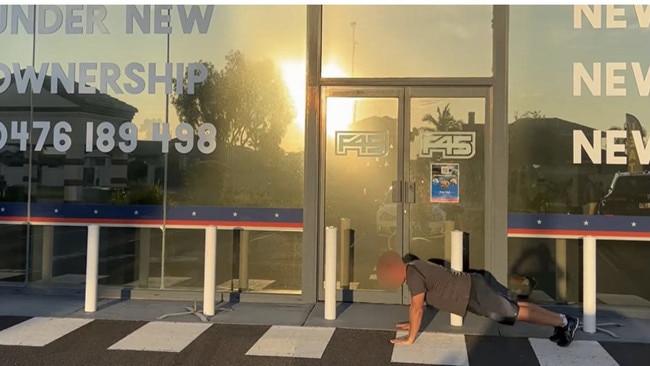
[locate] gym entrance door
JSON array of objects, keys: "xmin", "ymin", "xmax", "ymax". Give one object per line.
[{"xmin": 319, "ymin": 86, "xmax": 489, "ymax": 304}]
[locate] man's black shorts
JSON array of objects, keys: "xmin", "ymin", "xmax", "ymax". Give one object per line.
[{"xmin": 466, "ymin": 273, "xmax": 519, "ymax": 325}]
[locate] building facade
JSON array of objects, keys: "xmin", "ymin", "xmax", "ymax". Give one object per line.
[{"xmin": 0, "ymin": 5, "xmax": 649, "ymax": 307}]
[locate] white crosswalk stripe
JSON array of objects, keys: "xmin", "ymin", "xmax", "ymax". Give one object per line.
[
  {"xmin": 529, "ymin": 338, "xmax": 619, "ymax": 366},
  {"xmin": 391, "ymin": 331, "xmax": 469, "ymax": 365},
  {"xmin": 246, "ymin": 325, "xmax": 335, "ymax": 359},
  {"xmin": 108, "ymin": 321, "xmax": 212, "ymax": 353},
  {"xmin": 0, "ymin": 317, "xmax": 93, "ymax": 346}
]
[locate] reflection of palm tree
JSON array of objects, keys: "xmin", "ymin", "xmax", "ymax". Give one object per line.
[{"xmin": 422, "ymin": 104, "xmax": 464, "ymax": 131}]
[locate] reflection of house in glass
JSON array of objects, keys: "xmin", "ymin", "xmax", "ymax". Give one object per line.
[
  {"xmin": 508, "ymin": 118, "xmax": 620, "ymax": 214},
  {"xmin": 0, "ymin": 71, "xmax": 137, "ymax": 203}
]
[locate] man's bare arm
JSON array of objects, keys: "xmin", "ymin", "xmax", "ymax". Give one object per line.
[{"xmin": 406, "ymin": 293, "xmax": 425, "ymax": 342}]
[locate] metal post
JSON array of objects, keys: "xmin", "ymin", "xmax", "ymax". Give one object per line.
[
  {"xmin": 583, "ymin": 236, "xmax": 597, "ymax": 333},
  {"xmin": 203, "ymin": 226, "xmax": 217, "ymax": 316},
  {"xmin": 85, "ymin": 225, "xmax": 100, "ymax": 313},
  {"xmin": 42, "ymin": 226, "xmax": 53, "ymax": 281},
  {"xmin": 339, "ymin": 218, "xmax": 351, "ymax": 288},
  {"xmin": 238, "ymin": 229, "xmax": 249, "ymax": 291},
  {"xmin": 450, "ymin": 230, "xmax": 464, "ymax": 327},
  {"xmin": 324, "ymin": 226, "xmax": 337, "ymax": 320},
  {"xmin": 138, "ymin": 228, "xmax": 151, "ymax": 288}
]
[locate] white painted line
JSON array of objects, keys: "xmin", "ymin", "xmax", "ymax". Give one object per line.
[
  {"xmin": 108, "ymin": 321, "xmax": 212, "ymax": 353},
  {"xmin": 0, "ymin": 317, "xmax": 93, "ymax": 346},
  {"xmin": 391, "ymin": 331, "xmax": 469, "ymax": 365},
  {"xmin": 246, "ymin": 325, "xmax": 335, "ymax": 359},
  {"xmin": 529, "ymin": 338, "xmax": 619, "ymax": 366},
  {"xmin": 369, "ymin": 274, "xmax": 377, "ymax": 280}
]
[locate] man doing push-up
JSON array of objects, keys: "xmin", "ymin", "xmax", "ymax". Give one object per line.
[{"xmin": 376, "ymin": 251, "xmax": 579, "ymax": 347}]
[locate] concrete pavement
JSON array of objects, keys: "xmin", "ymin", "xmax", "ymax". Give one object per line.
[{"xmin": 2, "ymin": 292, "xmax": 650, "ymax": 365}]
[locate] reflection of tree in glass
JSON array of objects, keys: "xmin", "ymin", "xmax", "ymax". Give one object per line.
[
  {"xmin": 169, "ymin": 50, "xmax": 301, "ymax": 207},
  {"xmin": 172, "ymin": 50, "xmax": 294, "ymax": 151},
  {"xmin": 422, "ymin": 104, "xmax": 464, "ymax": 132},
  {"xmin": 513, "ymin": 110, "xmax": 545, "ymax": 120}
]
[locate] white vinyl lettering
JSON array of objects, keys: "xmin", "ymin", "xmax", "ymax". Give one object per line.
[
  {"xmin": 606, "ymin": 62, "xmax": 627, "ymax": 96},
  {"xmin": 573, "ymin": 130, "xmax": 601, "ymax": 164},
  {"xmin": 606, "ymin": 130, "xmax": 627, "ymax": 164},
  {"xmin": 573, "ymin": 62, "xmax": 601, "ymax": 96}
]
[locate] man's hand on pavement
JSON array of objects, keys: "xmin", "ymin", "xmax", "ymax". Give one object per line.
[
  {"xmin": 395, "ymin": 322, "xmax": 410, "ymax": 330},
  {"xmin": 390, "ymin": 336, "xmax": 414, "ymax": 345}
]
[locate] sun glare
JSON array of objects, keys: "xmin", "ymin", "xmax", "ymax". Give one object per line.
[
  {"xmin": 280, "ymin": 61, "xmax": 356, "ymax": 136},
  {"xmin": 322, "ymin": 62, "xmax": 355, "ymax": 137},
  {"xmin": 281, "ymin": 61, "xmax": 306, "ymax": 130}
]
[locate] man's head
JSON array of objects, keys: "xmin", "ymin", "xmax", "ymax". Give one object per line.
[{"xmin": 376, "ymin": 251, "xmax": 407, "ymax": 291}]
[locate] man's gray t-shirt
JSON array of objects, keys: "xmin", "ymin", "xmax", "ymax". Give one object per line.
[{"xmin": 405, "ymin": 259, "xmax": 472, "ymax": 316}]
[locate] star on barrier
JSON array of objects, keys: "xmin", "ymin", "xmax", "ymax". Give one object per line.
[{"xmin": 583, "ymin": 220, "xmax": 589, "ymax": 226}]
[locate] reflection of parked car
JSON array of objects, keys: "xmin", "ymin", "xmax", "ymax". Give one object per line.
[
  {"xmin": 375, "ymin": 186, "xmax": 447, "ymax": 238},
  {"xmin": 597, "ymin": 171, "xmax": 650, "ymax": 216}
]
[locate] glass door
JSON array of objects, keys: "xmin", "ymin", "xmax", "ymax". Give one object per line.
[
  {"xmin": 320, "ymin": 87, "xmax": 404, "ymax": 304},
  {"xmin": 403, "ymin": 87, "xmax": 489, "ymax": 304},
  {"xmin": 319, "ymin": 86, "xmax": 490, "ymax": 305}
]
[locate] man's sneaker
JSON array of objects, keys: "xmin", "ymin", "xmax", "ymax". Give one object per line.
[
  {"xmin": 549, "ymin": 326, "xmax": 563, "ymax": 342},
  {"xmin": 556, "ymin": 316, "xmax": 579, "ymax": 347}
]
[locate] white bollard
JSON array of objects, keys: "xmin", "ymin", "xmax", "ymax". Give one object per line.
[
  {"xmin": 583, "ymin": 236, "xmax": 597, "ymax": 333},
  {"xmin": 85, "ymin": 225, "xmax": 100, "ymax": 313},
  {"xmin": 324, "ymin": 226, "xmax": 338, "ymax": 320},
  {"xmin": 450, "ymin": 230, "xmax": 464, "ymax": 327},
  {"xmin": 203, "ymin": 226, "xmax": 217, "ymax": 316}
]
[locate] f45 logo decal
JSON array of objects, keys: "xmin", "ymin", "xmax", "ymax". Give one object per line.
[
  {"xmin": 420, "ymin": 131, "xmax": 476, "ymax": 159},
  {"xmin": 335, "ymin": 131, "xmax": 390, "ymax": 157}
]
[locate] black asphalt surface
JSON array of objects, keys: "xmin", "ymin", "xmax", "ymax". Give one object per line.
[{"xmin": 1, "ymin": 316, "xmax": 649, "ymax": 366}]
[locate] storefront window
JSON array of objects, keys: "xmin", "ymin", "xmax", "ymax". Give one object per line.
[
  {"xmin": 0, "ymin": 5, "xmax": 305, "ymax": 294},
  {"xmin": 167, "ymin": 5, "xmax": 305, "ymax": 293},
  {"xmin": 322, "ymin": 5, "xmax": 493, "ymax": 78},
  {"xmin": 508, "ymin": 5, "xmax": 650, "ymax": 305}
]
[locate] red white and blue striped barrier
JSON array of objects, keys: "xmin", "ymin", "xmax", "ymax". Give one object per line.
[
  {"xmin": 508, "ymin": 213, "xmax": 650, "ymax": 240},
  {"xmin": 0, "ymin": 202, "xmax": 303, "ymax": 231}
]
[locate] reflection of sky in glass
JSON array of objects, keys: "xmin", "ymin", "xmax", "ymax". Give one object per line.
[
  {"xmin": 322, "ymin": 5, "xmax": 493, "ymax": 77},
  {"xmin": 509, "ymin": 5, "xmax": 650, "ymax": 131}
]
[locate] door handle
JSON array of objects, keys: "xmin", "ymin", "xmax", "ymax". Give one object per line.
[
  {"xmin": 391, "ymin": 180, "xmax": 402, "ymax": 203},
  {"xmin": 406, "ymin": 181, "xmax": 416, "ymax": 203}
]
